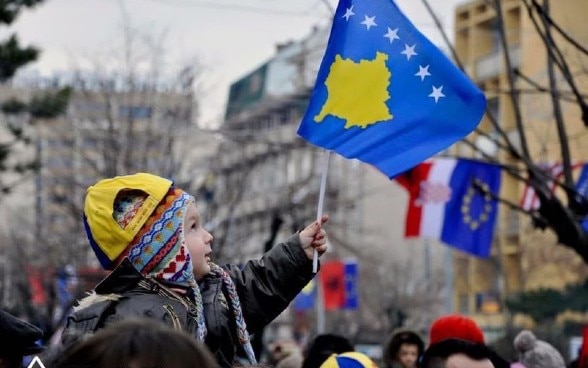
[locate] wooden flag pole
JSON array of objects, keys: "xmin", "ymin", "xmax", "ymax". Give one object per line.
[{"xmin": 313, "ymin": 150, "xmax": 331, "ymax": 273}]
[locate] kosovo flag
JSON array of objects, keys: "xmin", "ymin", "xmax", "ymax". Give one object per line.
[
  {"xmin": 297, "ymin": 0, "xmax": 486, "ymax": 179},
  {"xmin": 293, "ymin": 279, "xmax": 317, "ymax": 311}
]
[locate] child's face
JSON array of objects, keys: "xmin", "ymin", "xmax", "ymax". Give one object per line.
[
  {"xmin": 396, "ymin": 343, "xmax": 419, "ymax": 368},
  {"xmin": 184, "ymin": 203, "xmax": 213, "ymax": 280}
]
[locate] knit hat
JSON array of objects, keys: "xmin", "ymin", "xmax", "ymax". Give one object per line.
[
  {"xmin": 83, "ymin": 173, "xmax": 257, "ymax": 364},
  {"xmin": 83, "ymin": 173, "xmax": 173, "ymax": 270},
  {"xmin": 513, "ymin": 330, "xmax": 565, "ymax": 368},
  {"xmin": 429, "ymin": 314, "xmax": 485, "ymax": 345},
  {"xmin": 320, "ymin": 352, "xmax": 378, "ymax": 368}
]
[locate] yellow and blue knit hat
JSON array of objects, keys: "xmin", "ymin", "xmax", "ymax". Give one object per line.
[
  {"xmin": 320, "ymin": 352, "xmax": 378, "ymax": 368},
  {"xmin": 83, "ymin": 173, "xmax": 173, "ymax": 270}
]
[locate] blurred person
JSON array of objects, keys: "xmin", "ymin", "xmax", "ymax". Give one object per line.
[
  {"xmin": 382, "ymin": 330, "xmax": 424, "ymax": 368},
  {"xmin": 427, "ymin": 314, "xmax": 509, "ymax": 368},
  {"xmin": 513, "ymin": 330, "xmax": 565, "ymax": 368},
  {"xmin": 302, "ymin": 333, "xmax": 355, "ymax": 368},
  {"xmin": 276, "ymin": 349, "xmax": 304, "ymax": 368},
  {"xmin": 53, "ymin": 318, "xmax": 218, "ymax": 368},
  {"xmin": 419, "ymin": 339, "xmax": 497, "ymax": 368},
  {"xmin": 0, "ymin": 309, "xmax": 44, "ymax": 368},
  {"xmin": 270, "ymin": 341, "xmax": 303, "ymax": 368},
  {"xmin": 61, "ymin": 173, "xmax": 329, "ymax": 368}
]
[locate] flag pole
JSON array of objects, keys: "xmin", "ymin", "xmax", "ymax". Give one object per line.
[
  {"xmin": 316, "ymin": 270, "xmax": 325, "ymax": 334},
  {"xmin": 313, "ymin": 150, "xmax": 331, "ymax": 273}
]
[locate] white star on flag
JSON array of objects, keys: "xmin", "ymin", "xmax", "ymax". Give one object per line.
[
  {"xmin": 342, "ymin": 6, "xmax": 355, "ymax": 21},
  {"xmin": 383, "ymin": 27, "xmax": 399, "ymax": 43},
  {"xmin": 415, "ymin": 65, "xmax": 431, "ymax": 81},
  {"xmin": 361, "ymin": 15, "xmax": 377, "ymax": 30},
  {"xmin": 401, "ymin": 44, "xmax": 417, "ymax": 60},
  {"xmin": 429, "ymin": 86, "xmax": 445, "ymax": 103}
]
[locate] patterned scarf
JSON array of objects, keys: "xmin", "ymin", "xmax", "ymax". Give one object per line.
[
  {"xmin": 209, "ymin": 263, "xmax": 257, "ymax": 364},
  {"xmin": 117, "ymin": 188, "xmax": 257, "ymax": 364}
]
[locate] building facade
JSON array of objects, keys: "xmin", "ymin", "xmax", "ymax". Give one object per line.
[
  {"xmin": 453, "ymin": 0, "xmax": 588, "ymax": 338},
  {"xmin": 0, "ymin": 76, "xmax": 218, "ymax": 311}
]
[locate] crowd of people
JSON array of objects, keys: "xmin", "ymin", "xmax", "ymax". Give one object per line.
[
  {"xmin": 1, "ymin": 172, "xmax": 587, "ymax": 368},
  {"xmin": 3, "ymin": 308, "xmax": 587, "ymax": 368}
]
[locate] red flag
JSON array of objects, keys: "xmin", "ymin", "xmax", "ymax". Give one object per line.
[
  {"xmin": 27, "ymin": 266, "xmax": 47, "ymax": 306},
  {"xmin": 394, "ymin": 163, "xmax": 433, "ymax": 237},
  {"xmin": 579, "ymin": 325, "xmax": 588, "ymax": 368},
  {"xmin": 320, "ymin": 261, "xmax": 345, "ymax": 310}
]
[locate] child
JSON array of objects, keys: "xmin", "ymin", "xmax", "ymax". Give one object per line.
[
  {"xmin": 382, "ymin": 330, "xmax": 424, "ymax": 368},
  {"xmin": 61, "ymin": 173, "xmax": 328, "ymax": 368}
]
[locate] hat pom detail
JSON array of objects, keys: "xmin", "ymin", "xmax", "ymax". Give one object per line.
[{"xmin": 514, "ymin": 330, "xmax": 536, "ymax": 353}]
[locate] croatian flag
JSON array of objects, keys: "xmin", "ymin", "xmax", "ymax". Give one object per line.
[{"xmin": 395, "ymin": 158, "xmax": 502, "ymax": 257}]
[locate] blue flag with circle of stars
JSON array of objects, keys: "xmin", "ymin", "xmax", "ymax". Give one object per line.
[
  {"xmin": 297, "ymin": 0, "xmax": 486, "ymax": 179},
  {"xmin": 438, "ymin": 159, "xmax": 502, "ymax": 257}
]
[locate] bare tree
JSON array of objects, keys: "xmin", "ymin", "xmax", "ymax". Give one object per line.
[
  {"xmin": 32, "ymin": 22, "xmax": 209, "ymax": 268},
  {"xmin": 420, "ymin": 0, "xmax": 588, "ymax": 263}
]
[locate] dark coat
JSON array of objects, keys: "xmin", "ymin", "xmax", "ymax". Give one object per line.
[
  {"xmin": 62, "ymin": 234, "xmax": 315, "ymax": 368},
  {"xmin": 0, "ymin": 309, "xmax": 44, "ymax": 357}
]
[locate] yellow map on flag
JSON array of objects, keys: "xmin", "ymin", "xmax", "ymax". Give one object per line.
[{"xmin": 314, "ymin": 52, "xmax": 393, "ymax": 129}]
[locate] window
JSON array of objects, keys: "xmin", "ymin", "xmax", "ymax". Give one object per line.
[{"xmin": 118, "ymin": 105, "xmax": 152, "ymax": 119}]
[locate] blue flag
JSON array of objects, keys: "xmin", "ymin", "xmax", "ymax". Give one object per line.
[
  {"xmin": 343, "ymin": 259, "xmax": 359, "ymax": 310},
  {"xmin": 293, "ymin": 279, "xmax": 317, "ymax": 311},
  {"xmin": 576, "ymin": 163, "xmax": 588, "ymax": 232},
  {"xmin": 439, "ymin": 159, "xmax": 502, "ymax": 257},
  {"xmin": 396, "ymin": 158, "xmax": 501, "ymax": 257},
  {"xmin": 297, "ymin": 0, "xmax": 486, "ymax": 178}
]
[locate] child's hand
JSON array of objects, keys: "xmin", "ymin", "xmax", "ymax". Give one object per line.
[{"xmin": 299, "ymin": 215, "xmax": 329, "ymax": 260}]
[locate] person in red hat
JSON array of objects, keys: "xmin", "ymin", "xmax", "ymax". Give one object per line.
[
  {"xmin": 0, "ymin": 309, "xmax": 44, "ymax": 368},
  {"xmin": 419, "ymin": 339, "xmax": 497, "ymax": 368},
  {"xmin": 420, "ymin": 314, "xmax": 509, "ymax": 368}
]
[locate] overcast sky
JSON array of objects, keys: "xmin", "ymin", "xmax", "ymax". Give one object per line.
[{"xmin": 5, "ymin": 0, "xmax": 465, "ymax": 126}]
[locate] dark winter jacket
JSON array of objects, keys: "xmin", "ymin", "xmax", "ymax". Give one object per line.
[{"xmin": 62, "ymin": 234, "xmax": 315, "ymax": 368}]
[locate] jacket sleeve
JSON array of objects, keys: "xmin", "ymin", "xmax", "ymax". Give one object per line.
[{"xmin": 223, "ymin": 234, "xmax": 317, "ymax": 333}]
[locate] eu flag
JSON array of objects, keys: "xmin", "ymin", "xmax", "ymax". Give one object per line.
[
  {"xmin": 396, "ymin": 158, "xmax": 501, "ymax": 257},
  {"xmin": 297, "ymin": 0, "xmax": 486, "ymax": 179},
  {"xmin": 439, "ymin": 159, "xmax": 502, "ymax": 257}
]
